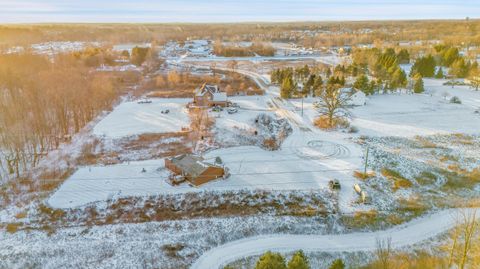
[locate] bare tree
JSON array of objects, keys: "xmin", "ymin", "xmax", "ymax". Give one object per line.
[
  {"xmin": 375, "ymin": 237, "xmax": 392, "ymax": 269},
  {"xmin": 447, "ymin": 209, "xmax": 479, "ymax": 269},
  {"xmin": 316, "ymin": 83, "xmax": 351, "ymax": 128}
]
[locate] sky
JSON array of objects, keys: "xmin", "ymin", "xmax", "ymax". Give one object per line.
[{"xmin": 0, "ymin": 0, "xmax": 479, "ymax": 23}]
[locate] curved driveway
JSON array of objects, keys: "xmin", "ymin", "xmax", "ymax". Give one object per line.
[{"xmin": 191, "ymin": 209, "xmax": 478, "ymax": 269}]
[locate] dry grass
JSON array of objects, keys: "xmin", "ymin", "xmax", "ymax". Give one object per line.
[
  {"xmin": 381, "ymin": 168, "xmax": 413, "ymax": 190},
  {"xmin": 414, "ymin": 136, "xmax": 438, "ymax": 148},
  {"xmin": 314, "ymin": 116, "xmax": 349, "ymax": 130},
  {"xmin": 6, "ymin": 222, "xmax": 22, "ymax": 234},
  {"xmin": 353, "ymin": 170, "xmax": 376, "ymax": 180},
  {"xmin": 343, "ymin": 210, "xmax": 379, "ymax": 229}
]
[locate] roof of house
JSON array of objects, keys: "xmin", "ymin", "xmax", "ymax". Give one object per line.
[
  {"xmin": 195, "ymin": 83, "xmax": 220, "ymax": 97},
  {"xmin": 168, "ymin": 154, "xmax": 222, "ymax": 178},
  {"xmin": 212, "ymin": 92, "xmax": 227, "ymax": 102}
]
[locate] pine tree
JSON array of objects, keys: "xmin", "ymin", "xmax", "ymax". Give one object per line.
[
  {"xmin": 391, "ymin": 68, "xmax": 407, "ymax": 88},
  {"xmin": 413, "ymin": 74, "xmax": 425, "ymax": 93},
  {"xmin": 353, "ymin": 74, "xmax": 370, "ymax": 94},
  {"xmin": 435, "ymin": 67, "xmax": 444, "ymax": 79},
  {"xmin": 287, "ymin": 251, "xmax": 310, "ymax": 269},
  {"xmin": 328, "ymin": 259, "xmax": 345, "ymax": 269},
  {"xmin": 255, "ymin": 251, "xmax": 287, "ymax": 269},
  {"xmin": 281, "ymin": 75, "xmax": 296, "ymax": 99}
]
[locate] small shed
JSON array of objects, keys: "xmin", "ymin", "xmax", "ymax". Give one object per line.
[{"xmin": 165, "ymin": 154, "xmax": 225, "ymax": 186}]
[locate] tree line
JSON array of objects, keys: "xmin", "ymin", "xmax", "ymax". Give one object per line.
[{"xmin": 0, "ymin": 51, "xmax": 142, "ymax": 180}]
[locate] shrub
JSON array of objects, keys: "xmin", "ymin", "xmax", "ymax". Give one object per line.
[
  {"xmin": 255, "ymin": 251, "xmax": 287, "ymax": 269},
  {"xmin": 450, "ymin": 96, "xmax": 462, "ymax": 104},
  {"xmin": 287, "ymin": 250, "xmax": 310, "ymax": 269},
  {"xmin": 314, "ymin": 116, "xmax": 349, "ymax": 130},
  {"xmin": 6, "ymin": 222, "xmax": 22, "ymax": 234},
  {"xmin": 353, "ymin": 170, "xmax": 376, "ymax": 180},
  {"xmin": 329, "ymin": 259, "xmax": 345, "ymax": 269}
]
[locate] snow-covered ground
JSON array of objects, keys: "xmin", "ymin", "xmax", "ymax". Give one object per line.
[
  {"xmin": 50, "ymin": 83, "xmax": 364, "ymax": 211},
  {"xmin": 292, "ymin": 79, "xmax": 480, "ymax": 138},
  {"xmin": 192, "ymin": 208, "xmax": 480, "ymax": 269},
  {"xmin": 92, "ymin": 98, "xmax": 190, "ymax": 138}
]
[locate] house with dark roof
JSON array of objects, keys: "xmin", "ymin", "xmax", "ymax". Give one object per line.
[
  {"xmin": 193, "ymin": 83, "xmax": 228, "ymax": 107},
  {"xmin": 165, "ymin": 154, "xmax": 225, "ymax": 186}
]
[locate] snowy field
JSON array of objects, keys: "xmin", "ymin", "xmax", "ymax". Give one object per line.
[
  {"xmin": 92, "ymin": 98, "xmax": 190, "ymax": 138},
  {"xmin": 50, "ymin": 90, "xmax": 364, "ymax": 210},
  {"xmin": 48, "ymin": 139, "xmax": 362, "ymax": 209},
  {"xmin": 214, "ymin": 95, "xmax": 273, "ymax": 131},
  {"xmin": 293, "ymin": 78, "xmax": 480, "ymax": 138}
]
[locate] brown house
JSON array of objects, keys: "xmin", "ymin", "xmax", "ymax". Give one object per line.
[
  {"xmin": 165, "ymin": 154, "xmax": 225, "ymax": 186},
  {"xmin": 193, "ymin": 83, "xmax": 228, "ymax": 107}
]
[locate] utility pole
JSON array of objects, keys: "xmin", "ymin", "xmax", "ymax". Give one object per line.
[
  {"xmin": 364, "ymin": 146, "xmax": 369, "ymax": 175},
  {"xmin": 301, "ymin": 95, "xmax": 304, "ymax": 117}
]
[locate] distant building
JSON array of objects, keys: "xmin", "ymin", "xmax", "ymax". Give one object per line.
[
  {"xmin": 341, "ymin": 88, "xmax": 367, "ymax": 106},
  {"xmin": 193, "ymin": 83, "xmax": 228, "ymax": 107},
  {"xmin": 165, "ymin": 154, "xmax": 225, "ymax": 186}
]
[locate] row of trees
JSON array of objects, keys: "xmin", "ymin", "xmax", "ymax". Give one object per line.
[
  {"xmin": 410, "ymin": 45, "xmax": 479, "ymax": 79},
  {"xmin": 0, "ymin": 53, "xmax": 139, "ymax": 179},
  {"xmin": 352, "ymin": 48, "xmax": 408, "ymax": 90},
  {"xmin": 213, "ymin": 42, "xmax": 275, "ymax": 57},
  {"xmin": 272, "ymin": 65, "xmax": 346, "ymax": 98},
  {"xmin": 230, "ymin": 250, "xmax": 345, "ymax": 269}
]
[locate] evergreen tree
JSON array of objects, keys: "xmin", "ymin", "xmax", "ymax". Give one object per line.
[
  {"xmin": 396, "ymin": 49, "xmax": 410, "ymax": 64},
  {"xmin": 410, "ymin": 55, "xmax": 436, "ymax": 77},
  {"xmin": 281, "ymin": 75, "xmax": 296, "ymax": 99},
  {"xmin": 255, "ymin": 251, "xmax": 287, "ymax": 269},
  {"xmin": 353, "ymin": 74, "xmax": 370, "ymax": 94},
  {"xmin": 435, "ymin": 67, "xmax": 445, "ymax": 79},
  {"xmin": 449, "ymin": 58, "xmax": 469, "ymax": 78},
  {"xmin": 328, "ymin": 259, "xmax": 345, "ymax": 269},
  {"xmin": 390, "ymin": 68, "xmax": 407, "ymax": 88},
  {"xmin": 442, "ymin": 47, "xmax": 460, "ymax": 67},
  {"xmin": 287, "ymin": 251, "xmax": 310, "ymax": 269},
  {"xmin": 413, "ymin": 74, "xmax": 425, "ymax": 93}
]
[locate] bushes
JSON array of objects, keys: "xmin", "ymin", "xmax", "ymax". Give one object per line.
[
  {"xmin": 255, "ymin": 250, "xmax": 310, "ymax": 269},
  {"xmin": 6, "ymin": 222, "xmax": 22, "ymax": 234},
  {"xmin": 329, "ymin": 259, "xmax": 345, "ymax": 269},
  {"xmin": 255, "ymin": 251, "xmax": 287, "ymax": 269},
  {"xmin": 314, "ymin": 116, "xmax": 349, "ymax": 130},
  {"xmin": 449, "ymin": 96, "xmax": 462, "ymax": 104}
]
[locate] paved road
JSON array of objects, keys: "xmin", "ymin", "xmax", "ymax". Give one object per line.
[{"xmin": 191, "ymin": 208, "xmax": 478, "ymax": 269}]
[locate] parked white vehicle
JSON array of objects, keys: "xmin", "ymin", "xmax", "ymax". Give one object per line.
[{"xmin": 227, "ymin": 107, "xmax": 238, "ymax": 114}]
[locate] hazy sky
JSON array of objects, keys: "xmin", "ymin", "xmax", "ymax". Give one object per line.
[{"xmin": 0, "ymin": 0, "xmax": 479, "ymax": 23}]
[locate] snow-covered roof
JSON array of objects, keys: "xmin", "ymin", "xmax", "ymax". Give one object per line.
[
  {"xmin": 212, "ymin": 92, "xmax": 227, "ymax": 102},
  {"xmin": 195, "ymin": 83, "xmax": 220, "ymax": 97},
  {"xmin": 168, "ymin": 154, "xmax": 222, "ymax": 178}
]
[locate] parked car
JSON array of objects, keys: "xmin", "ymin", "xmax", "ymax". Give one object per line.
[
  {"xmin": 212, "ymin": 105, "xmax": 223, "ymax": 112},
  {"xmin": 161, "ymin": 109, "xmax": 170, "ymax": 114},
  {"xmin": 329, "ymin": 179, "xmax": 341, "ymax": 190},
  {"xmin": 227, "ymin": 107, "xmax": 238, "ymax": 114}
]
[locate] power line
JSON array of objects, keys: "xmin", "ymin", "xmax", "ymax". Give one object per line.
[{"xmin": 37, "ymin": 167, "xmax": 358, "ymax": 183}]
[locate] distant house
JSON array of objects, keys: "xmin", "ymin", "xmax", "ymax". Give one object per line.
[
  {"xmin": 165, "ymin": 154, "xmax": 225, "ymax": 186},
  {"xmin": 341, "ymin": 88, "xmax": 367, "ymax": 106},
  {"xmin": 193, "ymin": 83, "xmax": 228, "ymax": 107}
]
